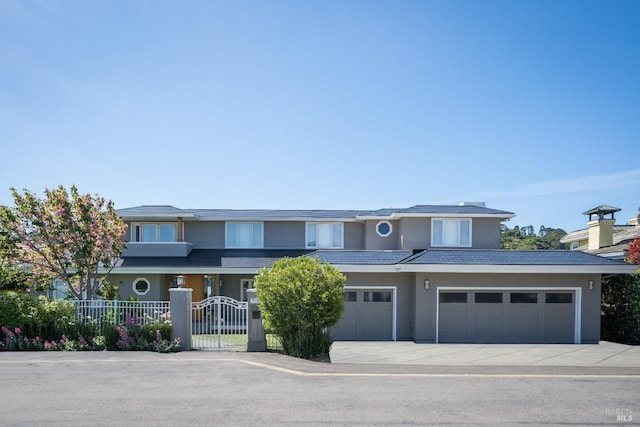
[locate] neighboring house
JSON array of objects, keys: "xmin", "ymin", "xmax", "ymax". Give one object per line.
[
  {"xmin": 560, "ymin": 205, "xmax": 640, "ymax": 260},
  {"xmin": 107, "ymin": 202, "xmax": 635, "ymax": 344}
]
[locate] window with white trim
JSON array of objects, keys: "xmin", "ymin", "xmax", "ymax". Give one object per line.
[
  {"xmin": 570, "ymin": 242, "xmax": 579, "ymax": 250},
  {"xmin": 131, "ymin": 223, "xmax": 177, "ymax": 242},
  {"xmin": 431, "ymin": 218, "xmax": 472, "ymax": 247},
  {"xmin": 306, "ymin": 222, "xmax": 343, "ymax": 248},
  {"xmin": 226, "ymin": 222, "xmax": 263, "ymax": 248},
  {"xmin": 132, "ymin": 278, "xmax": 151, "ymax": 296},
  {"xmin": 376, "ymin": 221, "xmax": 393, "ymax": 237}
]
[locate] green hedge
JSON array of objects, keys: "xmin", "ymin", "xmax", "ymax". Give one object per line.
[
  {"xmin": 0, "ymin": 292, "xmax": 179, "ymax": 352},
  {"xmin": 0, "ymin": 291, "xmax": 77, "ymax": 341},
  {"xmin": 601, "ymin": 272, "xmax": 640, "ymax": 345}
]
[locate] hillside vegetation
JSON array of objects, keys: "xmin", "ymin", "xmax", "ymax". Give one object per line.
[{"xmin": 501, "ymin": 225, "xmax": 567, "ymax": 250}]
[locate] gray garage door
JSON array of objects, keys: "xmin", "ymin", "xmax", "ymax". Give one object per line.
[
  {"xmin": 332, "ymin": 289, "xmax": 393, "ymax": 341},
  {"xmin": 438, "ymin": 290, "xmax": 575, "ymax": 344}
]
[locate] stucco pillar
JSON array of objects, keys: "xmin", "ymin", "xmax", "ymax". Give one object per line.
[
  {"xmin": 246, "ymin": 289, "xmax": 266, "ymax": 352},
  {"xmin": 170, "ymin": 287, "xmax": 192, "ymax": 351}
]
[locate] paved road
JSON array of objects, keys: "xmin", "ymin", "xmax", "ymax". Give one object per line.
[{"xmin": 0, "ymin": 351, "xmax": 638, "ymax": 426}]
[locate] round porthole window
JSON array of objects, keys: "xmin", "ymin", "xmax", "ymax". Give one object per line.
[
  {"xmin": 376, "ymin": 221, "xmax": 393, "ymax": 237},
  {"xmin": 132, "ymin": 278, "xmax": 151, "ymax": 296}
]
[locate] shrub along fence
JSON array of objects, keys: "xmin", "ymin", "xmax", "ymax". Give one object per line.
[
  {"xmin": 0, "ymin": 292, "xmax": 179, "ymax": 352},
  {"xmin": 73, "ymin": 299, "xmax": 171, "ymax": 336}
]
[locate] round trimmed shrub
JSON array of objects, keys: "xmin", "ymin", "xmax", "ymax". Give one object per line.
[{"xmin": 255, "ymin": 256, "xmax": 345, "ymax": 359}]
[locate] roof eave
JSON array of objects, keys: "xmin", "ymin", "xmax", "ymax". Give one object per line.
[
  {"xmin": 396, "ymin": 264, "xmax": 637, "ymax": 274},
  {"xmin": 356, "ymin": 213, "xmax": 516, "ymax": 220}
]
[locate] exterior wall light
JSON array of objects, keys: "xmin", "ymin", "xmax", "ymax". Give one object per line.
[
  {"xmin": 588, "ymin": 280, "xmax": 594, "ymax": 290},
  {"xmin": 424, "ymin": 279, "xmax": 430, "ymax": 290},
  {"xmin": 176, "ymin": 275, "xmax": 185, "ymax": 288}
]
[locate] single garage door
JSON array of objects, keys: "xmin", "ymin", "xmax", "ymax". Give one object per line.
[
  {"xmin": 438, "ymin": 290, "xmax": 576, "ymax": 343},
  {"xmin": 332, "ymin": 288, "xmax": 394, "ymax": 341}
]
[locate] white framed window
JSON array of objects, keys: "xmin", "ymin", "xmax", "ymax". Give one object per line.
[
  {"xmin": 306, "ymin": 222, "xmax": 343, "ymax": 249},
  {"xmin": 376, "ymin": 220, "xmax": 393, "ymax": 238},
  {"xmin": 132, "ymin": 277, "xmax": 151, "ymax": 296},
  {"xmin": 431, "ymin": 218, "xmax": 472, "ymax": 247},
  {"xmin": 570, "ymin": 242, "xmax": 579, "ymax": 250},
  {"xmin": 226, "ymin": 222, "xmax": 263, "ymax": 248},
  {"xmin": 131, "ymin": 223, "xmax": 177, "ymax": 242}
]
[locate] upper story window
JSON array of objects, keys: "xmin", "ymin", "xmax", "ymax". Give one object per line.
[
  {"xmin": 306, "ymin": 222, "xmax": 343, "ymax": 249},
  {"xmin": 131, "ymin": 223, "xmax": 177, "ymax": 242},
  {"xmin": 376, "ymin": 220, "xmax": 393, "ymax": 238},
  {"xmin": 431, "ymin": 218, "xmax": 471, "ymax": 247},
  {"xmin": 570, "ymin": 242, "xmax": 579, "ymax": 250},
  {"xmin": 226, "ymin": 222, "xmax": 263, "ymax": 248}
]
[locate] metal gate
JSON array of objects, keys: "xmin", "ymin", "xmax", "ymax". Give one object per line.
[{"xmin": 192, "ymin": 296, "xmax": 248, "ymax": 350}]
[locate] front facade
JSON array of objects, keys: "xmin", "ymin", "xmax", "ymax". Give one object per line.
[{"xmin": 107, "ymin": 203, "xmax": 635, "ymax": 344}]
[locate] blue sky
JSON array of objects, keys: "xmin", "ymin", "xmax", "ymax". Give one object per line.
[{"xmin": 1, "ymin": 0, "xmax": 638, "ymax": 233}]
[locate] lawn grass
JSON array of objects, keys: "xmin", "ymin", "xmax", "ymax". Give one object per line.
[{"xmin": 191, "ymin": 333, "xmax": 283, "ymax": 351}]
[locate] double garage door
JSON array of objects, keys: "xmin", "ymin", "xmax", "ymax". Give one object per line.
[
  {"xmin": 438, "ymin": 289, "xmax": 577, "ymax": 343},
  {"xmin": 332, "ymin": 288, "xmax": 394, "ymax": 341}
]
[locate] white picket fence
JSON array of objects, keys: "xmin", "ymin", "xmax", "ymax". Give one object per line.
[
  {"xmin": 72, "ymin": 298, "xmax": 249, "ymax": 350},
  {"xmin": 72, "ymin": 300, "xmax": 171, "ymax": 334}
]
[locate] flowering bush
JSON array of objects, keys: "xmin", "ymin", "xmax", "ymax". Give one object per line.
[
  {"xmin": 0, "ymin": 293, "xmax": 179, "ymax": 353},
  {"xmin": 106, "ymin": 319, "xmax": 180, "ymax": 353},
  {"xmin": 1, "ymin": 322, "xmax": 179, "ymax": 353},
  {"xmin": 1, "ymin": 326, "xmax": 65, "ymax": 351}
]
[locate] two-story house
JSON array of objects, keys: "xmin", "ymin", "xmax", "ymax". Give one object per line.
[{"xmin": 110, "ymin": 202, "xmax": 635, "ymax": 344}]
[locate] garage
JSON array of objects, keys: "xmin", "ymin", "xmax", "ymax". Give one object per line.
[
  {"xmin": 437, "ymin": 288, "xmax": 578, "ymax": 344},
  {"xmin": 332, "ymin": 287, "xmax": 396, "ymax": 341}
]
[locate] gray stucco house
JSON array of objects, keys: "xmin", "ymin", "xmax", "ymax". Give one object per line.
[{"xmin": 109, "ymin": 202, "xmax": 635, "ymax": 344}]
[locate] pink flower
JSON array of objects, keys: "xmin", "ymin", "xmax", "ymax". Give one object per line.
[{"xmin": 14, "ymin": 327, "xmax": 21, "ymax": 335}]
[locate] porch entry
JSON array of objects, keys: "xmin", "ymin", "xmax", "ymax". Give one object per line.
[{"xmin": 192, "ymin": 296, "xmax": 248, "ymax": 350}]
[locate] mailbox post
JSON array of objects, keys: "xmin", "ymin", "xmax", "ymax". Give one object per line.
[{"xmin": 246, "ymin": 288, "xmax": 266, "ymax": 352}]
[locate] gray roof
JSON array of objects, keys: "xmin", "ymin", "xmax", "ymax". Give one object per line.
[
  {"xmin": 117, "ymin": 204, "xmax": 514, "ymax": 221},
  {"xmin": 394, "ymin": 205, "xmax": 514, "ymax": 216},
  {"xmin": 404, "ymin": 249, "xmax": 627, "ymax": 266},
  {"xmin": 118, "ymin": 249, "xmax": 311, "ymax": 268},
  {"xmin": 308, "ymin": 250, "xmax": 413, "ymax": 265},
  {"xmin": 560, "ymin": 225, "xmax": 633, "ymax": 243},
  {"xmin": 116, "ymin": 248, "xmax": 631, "ymax": 270},
  {"xmin": 117, "ymin": 205, "xmax": 194, "ymax": 217},
  {"xmin": 189, "ymin": 209, "xmax": 369, "ymax": 221}
]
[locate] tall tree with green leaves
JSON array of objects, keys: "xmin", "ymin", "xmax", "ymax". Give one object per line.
[{"xmin": 0, "ymin": 185, "xmax": 127, "ymax": 299}]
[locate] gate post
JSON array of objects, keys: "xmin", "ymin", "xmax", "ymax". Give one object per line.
[
  {"xmin": 246, "ymin": 289, "xmax": 266, "ymax": 352},
  {"xmin": 170, "ymin": 288, "xmax": 192, "ymax": 351}
]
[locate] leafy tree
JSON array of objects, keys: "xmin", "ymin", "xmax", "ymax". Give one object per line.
[
  {"xmin": 601, "ymin": 272, "xmax": 640, "ymax": 345},
  {"xmin": 0, "ymin": 261, "xmax": 31, "ymax": 291},
  {"xmin": 626, "ymin": 237, "xmax": 640, "ymax": 264},
  {"xmin": 255, "ymin": 256, "xmax": 346, "ymax": 359},
  {"xmin": 501, "ymin": 225, "xmax": 567, "ymax": 250},
  {"xmin": 0, "ymin": 186, "xmax": 127, "ymax": 300}
]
